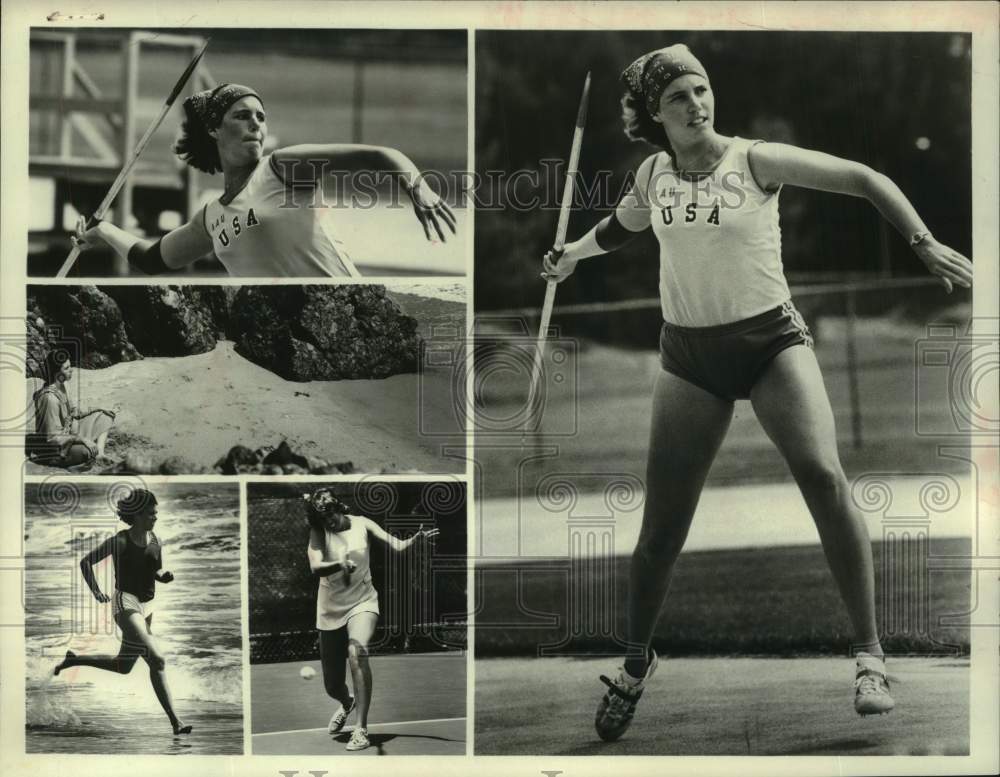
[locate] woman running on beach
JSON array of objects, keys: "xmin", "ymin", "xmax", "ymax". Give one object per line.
[
  {"xmin": 54, "ymin": 488, "xmax": 192, "ymax": 736},
  {"xmin": 305, "ymin": 487, "xmax": 438, "ymax": 751},
  {"xmin": 31, "ymin": 349, "xmax": 116, "ymax": 467},
  {"xmin": 71, "ymin": 83, "xmax": 456, "ymax": 277},
  {"xmin": 542, "ymin": 44, "xmax": 973, "ymax": 742}
]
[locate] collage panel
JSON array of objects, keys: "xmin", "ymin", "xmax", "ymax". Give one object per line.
[
  {"xmin": 246, "ymin": 480, "xmax": 468, "ymax": 755},
  {"xmin": 24, "ymin": 282, "xmax": 467, "ymax": 476},
  {"xmin": 28, "ymin": 27, "xmax": 466, "ymax": 279},
  {"xmin": 472, "ymin": 29, "xmax": 975, "ymax": 755},
  {"xmin": 23, "ymin": 479, "xmax": 243, "ymax": 754},
  {"xmin": 1, "ymin": 4, "xmax": 996, "ymax": 777}
]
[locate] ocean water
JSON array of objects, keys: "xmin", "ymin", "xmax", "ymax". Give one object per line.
[
  {"xmin": 384, "ymin": 281, "xmax": 466, "ymax": 303},
  {"xmin": 24, "ymin": 482, "xmax": 244, "ymax": 755}
]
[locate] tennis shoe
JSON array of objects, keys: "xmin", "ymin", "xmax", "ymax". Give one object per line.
[
  {"xmin": 595, "ymin": 650, "xmax": 659, "ymax": 741},
  {"xmin": 346, "ymin": 726, "xmax": 370, "ymax": 751},
  {"xmin": 328, "ymin": 697, "xmax": 356, "ymax": 733},
  {"xmin": 854, "ymin": 652, "xmax": 894, "ymax": 716}
]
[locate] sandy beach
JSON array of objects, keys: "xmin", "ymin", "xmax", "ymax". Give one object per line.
[{"xmin": 25, "ymin": 340, "xmax": 463, "ymax": 474}]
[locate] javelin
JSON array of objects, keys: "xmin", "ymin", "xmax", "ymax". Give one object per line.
[
  {"xmin": 525, "ymin": 71, "xmax": 591, "ymax": 430},
  {"xmin": 56, "ymin": 39, "xmax": 210, "ymax": 278}
]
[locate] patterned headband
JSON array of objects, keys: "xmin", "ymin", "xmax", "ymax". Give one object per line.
[
  {"xmin": 183, "ymin": 83, "xmax": 262, "ymax": 130},
  {"xmin": 622, "ymin": 44, "xmax": 709, "ymax": 116}
]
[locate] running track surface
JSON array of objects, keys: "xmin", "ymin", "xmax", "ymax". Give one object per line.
[
  {"xmin": 252, "ymin": 653, "xmax": 466, "ymax": 755},
  {"xmin": 475, "ymin": 656, "xmax": 969, "ymax": 755}
]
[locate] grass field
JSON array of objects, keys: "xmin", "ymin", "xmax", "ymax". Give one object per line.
[
  {"xmin": 475, "ymin": 313, "xmax": 973, "ymax": 499},
  {"xmin": 474, "ymin": 538, "xmax": 970, "ymax": 656}
]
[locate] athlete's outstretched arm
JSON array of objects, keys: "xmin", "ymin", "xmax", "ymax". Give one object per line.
[
  {"xmin": 273, "ymin": 144, "xmax": 456, "ymax": 243},
  {"xmin": 748, "ymin": 143, "xmax": 973, "ymax": 293},
  {"xmin": 360, "ymin": 516, "xmax": 439, "ymax": 553},
  {"xmin": 72, "ymin": 212, "xmax": 214, "ymax": 274},
  {"xmin": 542, "ymin": 154, "xmax": 655, "ymax": 283},
  {"xmin": 79, "ymin": 537, "xmax": 115, "ymax": 603}
]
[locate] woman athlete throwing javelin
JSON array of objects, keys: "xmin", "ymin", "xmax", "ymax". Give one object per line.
[
  {"xmin": 305, "ymin": 488, "xmax": 438, "ymax": 751},
  {"xmin": 542, "ymin": 45, "xmax": 973, "ymax": 742},
  {"xmin": 54, "ymin": 488, "xmax": 192, "ymax": 736},
  {"xmin": 72, "ymin": 83, "xmax": 456, "ymax": 277}
]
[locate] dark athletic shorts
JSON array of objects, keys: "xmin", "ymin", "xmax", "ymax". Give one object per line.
[{"xmin": 658, "ymin": 301, "xmax": 814, "ymax": 401}]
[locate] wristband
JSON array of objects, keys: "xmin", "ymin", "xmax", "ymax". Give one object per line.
[
  {"xmin": 127, "ymin": 239, "xmax": 170, "ymax": 274},
  {"xmin": 595, "ymin": 212, "xmax": 640, "ymax": 251},
  {"xmin": 909, "ymin": 231, "xmax": 932, "ymax": 248}
]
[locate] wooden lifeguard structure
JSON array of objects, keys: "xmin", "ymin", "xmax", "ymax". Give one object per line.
[{"xmin": 29, "ymin": 30, "xmax": 213, "ymax": 274}]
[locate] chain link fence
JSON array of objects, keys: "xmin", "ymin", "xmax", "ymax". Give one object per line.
[{"xmin": 248, "ymin": 481, "xmax": 467, "ymax": 663}]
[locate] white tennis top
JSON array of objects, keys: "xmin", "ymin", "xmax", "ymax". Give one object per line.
[
  {"xmin": 315, "ymin": 517, "xmax": 379, "ymax": 631},
  {"xmin": 616, "ymin": 136, "xmax": 791, "ymax": 327},
  {"xmin": 203, "ymin": 154, "xmax": 357, "ymax": 278}
]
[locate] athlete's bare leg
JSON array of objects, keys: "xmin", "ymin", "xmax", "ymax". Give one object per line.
[
  {"xmin": 54, "ymin": 639, "xmax": 141, "ymax": 676},
  {"xmin": 123, "ymin": 613, "xmax": 192, "ymax": 734},
  {"xmin": 346, "ymin": 612, "xmax": 378, "ymax": 730},
  {"xmin": 750, "ymin": 345, "xmax": 882, "ymax": 657},
  {"xmin": 318, "ymin": 628, "xmax": 352, "ymax": 706},
  {"xmin": 626, "ymin": 369, "xmax": 734, "ymax": 676}
]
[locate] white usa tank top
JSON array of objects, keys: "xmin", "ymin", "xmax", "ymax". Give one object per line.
[
  {"xmin": 202, "ymin": 154, "xmax": 358, "ymax": 278},
  {"xmin": 616, "ymin": 137, "xmax": 791, "ymax": 327}
]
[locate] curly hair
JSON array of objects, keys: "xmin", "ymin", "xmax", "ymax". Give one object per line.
[
  {"xmin": 304, "ymin": 488, "xmax": 352, "ymax": 531},
  {"xmin": 173, "ymin": 110, "xmax": 222, "ymax": 174},
  {"xmin": 621, "ymin": 90, "xmax": 675, "ymax": 159},
  {"xmin": 116, "ymin": 488, "xmax": 158, "ymax": 525}
]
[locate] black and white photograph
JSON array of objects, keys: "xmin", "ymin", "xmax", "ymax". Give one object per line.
[
  {"xmin": 27, "ymin": 28, "xmax": 466, "ymax": 278},
  {"xmin": 246, "ymin": 481, "xmax": 467, "ymax": 755},
  {"xmin": 23, "ymin": 281, "xmax": 466, "ymax": 475},
  {"xmin": 23, "ymin": 480, "xmax": 243, "ymax": 754},
  {"xmin": 1, "ymin": 3, "xmax": 997, "ymax": 777},
  {"xmin": 473, "ymin": 29, "xmax": 980, "ymax": 755}
]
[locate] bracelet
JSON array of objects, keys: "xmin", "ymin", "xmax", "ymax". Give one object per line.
[{"xmin": 910, "ymin": 231, "xmax": 932, "ymax": 247}]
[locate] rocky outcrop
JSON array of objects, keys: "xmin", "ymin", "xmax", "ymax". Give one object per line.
[
  {"xmin": 27, "ymin": 286, "xmax": 140, "ymax": 376},
  {"xmin": 229, "ymin": 285, "xmax": 420, "ymax": 381},
  {"xmin": 102, "ymin": 286, "xmax": 222, "ymax": 357},
  {"xmin": 213, "ymin": 442, "xmax": 358, "ymax": 475},
  {"xmin": 25, "ymin": 284, "xmax": 418, "ymax": 383}
]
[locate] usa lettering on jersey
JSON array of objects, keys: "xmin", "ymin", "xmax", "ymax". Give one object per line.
[{"xmin": 210, "ymin": 208, "xmax": 261, "ymax": 247}]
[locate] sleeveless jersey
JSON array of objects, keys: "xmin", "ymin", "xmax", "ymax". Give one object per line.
[
  {"xmin": 316, "ymin": 517, "xmax": 379, "ymax": 630},
  {"xmin": 202, "ymin": 155, "xmax": 358, "ymax": 277},
  {"xmin": 112, "ymin": 530, "xmax": 162, "ymax": 603},
  {"xmin": 616, "ymin": 137, "xmax": 791, "ymax": 327}
]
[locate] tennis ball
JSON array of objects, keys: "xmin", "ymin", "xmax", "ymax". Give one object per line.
[{"xmin": 300, "ymin": 666, "xmax": 316, "ymax": 681}]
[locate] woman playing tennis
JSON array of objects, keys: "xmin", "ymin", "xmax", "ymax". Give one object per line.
[
  {"xmin": 542, "ymin": 44, "xmax": 973, "ymax": 742},
  {"xmin": 305, "ymin": 488, "xmax": 438, "ymax": 751},
  {"xmin": 71, "ymin": 83, "xmax": 456, "ymax": 277},
  {"xmin": 54, "ymin": 488, "xmax": 192, "ymax": 736}
]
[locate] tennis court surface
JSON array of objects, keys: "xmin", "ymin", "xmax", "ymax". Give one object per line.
[
  {"xmin": 252, "ymin": 654, "xmax": 466, "ymax": 755},
  {"xmin": 475, "ymin": 655, "xmax": 968, "ymax": 755}
]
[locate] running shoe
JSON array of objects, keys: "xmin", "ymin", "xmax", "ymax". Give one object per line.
[
  {"xmin": 346, "ymin": 726, "xmax": 370, "ymax": 751},
  {"xmin": 328, "ymin": 697, "xmax": 356, "ymax": 733},
  {"xmin": 595, "ymin": 650, "xmax": 659, "ymax": 741},
  {"xmin": 854, "ymin": 652, "xmax": 894, "ymax": 716}
]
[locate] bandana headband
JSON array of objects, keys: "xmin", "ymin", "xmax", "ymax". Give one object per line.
[
  {"xmin": 622, "ymin": 45, "xmax": 709, "ymax": 116},
  {"xmin": 183, "ymin": 83, "xmax": 262, "ymax": 130}
]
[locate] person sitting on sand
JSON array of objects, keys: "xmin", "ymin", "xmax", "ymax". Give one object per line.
[{"xmin": 31, "ymin": 350, "xmax": 116, "ymax": 466}]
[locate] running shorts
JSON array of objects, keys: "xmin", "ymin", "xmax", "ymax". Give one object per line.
[
  {"xmin": 111, "ymin": 590, "xmax": 153, "ymax": 621},
  {"xmin": 658, "ymin": 300, "xmax": 814, "ymax": 401}
]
